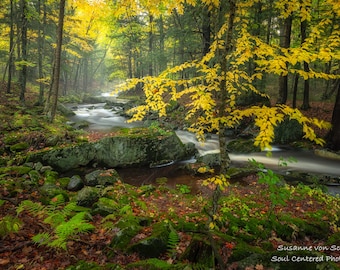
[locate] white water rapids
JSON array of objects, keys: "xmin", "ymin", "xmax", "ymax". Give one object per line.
[{"xmin": 67, "ymin": 101, "xmax": 340, "ymax": 195}]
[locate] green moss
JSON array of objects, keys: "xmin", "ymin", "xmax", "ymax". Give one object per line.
[
  {"xmin": 227, "ymin": 139, "xmax": 261, "ymax": 153},
  {"xmin": 0, "ymin": 166, "xmax": 32, "ymax": 175},
  {"xmin": 44, "ymin": 170, "xmax": 59, "ymax": 184},
  {"xmin": 10, "ymin": 142, "xmax": 29, "ymax": 152},
  {"xmin": 229, "ymin": 242, "xmax": 265, "ymax": 262}
]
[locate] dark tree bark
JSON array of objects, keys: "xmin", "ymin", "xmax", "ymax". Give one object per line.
[
  {"xmin": 148, "ymin": 15, "xmax": 154, "ymax": 76},
  {"xmin": 202, "ymin": 7, "xmax": 211, "ymax": 56},
  {"xmin": 292, "ymin": 73, "xmax": 299, "ymax": 108},
  {"xmin": 6, "ymin": 0, "xmax": 15, "ymax": 94},
  {"xmin": 327, "ymin": 83, "xmax": 340, "ymax": 151},
  {"xmin": 19, "ymin": 0, "xmax": 28, "ymax": 102},
  {"xmin": 158, "ymin": 15, "xmax": 167, "ymax": 72},
  {"xmin": 300, "ymin": 19, "xmax": 310, "ymax": 110},
  {"xmin": 45, "ymin": 0, "xmax": 65, "ymax": 122},
  {"xmin": 277, "ymin": 16, "xmax": 292, "ymax": 104},
  {"xmin": 37, "ymin": 0, "xmax": 47, "ymax": 105}
]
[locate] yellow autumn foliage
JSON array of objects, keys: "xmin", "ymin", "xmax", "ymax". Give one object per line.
[{"xmin": 113, "ymin": 0, "xmax": 338, "ymax": 152}]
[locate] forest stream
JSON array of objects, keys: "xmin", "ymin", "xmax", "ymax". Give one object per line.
[{"xmin": 67, "ymin": 99, "xmax": 340, "ymax": 196}]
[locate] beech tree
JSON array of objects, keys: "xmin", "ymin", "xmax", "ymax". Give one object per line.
[{"xmin": 114, "ymin": 0, "xmax": 338, "ymax": 182}]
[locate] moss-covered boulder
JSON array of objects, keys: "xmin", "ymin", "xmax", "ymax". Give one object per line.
[
  {"xmin": 26, "ymin": 142, "xmax": 95, "ymax": 172},
  {"xmin": 76, "ymin": 186, "xmax": 100, "ymax": 207},
  {"xmin": 92, "ymin": 197, "xmax": 120, "ymax": 216},
  {"xmin": 110, "ymin": 217, "xmax": 142, "ymax": 250},
  {"xmin": 180, "ymin": 235, "xmax": 214, "ymax": 267},
  {"xmin": 39, "ymin": 183, "xmax": 68, "ymax": 203},
  {"xmin": 67, "ymin": 175, "xmax": 84, "ymax": 191},
  {"xmin": 26, "ymin": 129, "xmax": 194, "ymax": 172},
  {"xmin": 128, "ymin": 222, "xmax": 170, "ymax": 258},
  {"xmin": 84, "ymin": 169, "xmax": 120, "ymax": 186}
]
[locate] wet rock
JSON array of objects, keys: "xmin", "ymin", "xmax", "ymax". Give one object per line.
[
  {"xmin": 84, "ymin": 169, "xmax": 120, "ymax": 186},
  {"xmin": 227, "ymin": 139, "xmax": 260, "ymax": 153},
  {"xmin": 67, "ymin": 175, "xmax": 84, "ymax": 191},
  {"xmin": 197, "ymin": 153, "xmax": 220, "ymax": 167},
  {"xmin": 76, "ymin": 186, "xmax": 100, "ymax": 207},
  {"xmin": 27, "ymin": 129, "xmax": 192, "ymax": 172}
]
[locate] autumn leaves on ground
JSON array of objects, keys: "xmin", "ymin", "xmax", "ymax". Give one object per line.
[{"xmin": 0, "ymin": 91, "xmax": 340, "ymax": 270}]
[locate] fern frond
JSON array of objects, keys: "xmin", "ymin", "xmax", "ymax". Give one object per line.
[
  {"xmin": 167, "ymin": 225, "xmax": 180, "ymax": 258},
  {"xmin": 44, "ymin": 213, "xmax": 66, "ymax": 227},
  {"xmin": 17, "ymin": 200, "xmax": 45, "ymax": 216},
  {"xmin": 50, "ymin": 236, "xmax": 68, "ymax": 250},
  {"xmin": 119, "ymin": 205, "xmax": 132, "ymax": 215},
  {"xmin": 32, "ymin": 232, "xmax": 51, "ymax": 246},
  {"xmin": 55, "ymin": 212, "xmax": 95, "ymax": 239},
  {"xmin": 0, "ymin": 215, "xmax": 22, "ymax": 238}
]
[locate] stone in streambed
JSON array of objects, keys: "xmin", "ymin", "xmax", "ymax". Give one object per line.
[{"xmin": 67, "ymin": 175, "xmax": 84, "ymax": 191}]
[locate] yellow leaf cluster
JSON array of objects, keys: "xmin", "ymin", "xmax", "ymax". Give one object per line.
[{"xmin": 202, "ymin": 174, "xmax": 230, "ymax": 191}]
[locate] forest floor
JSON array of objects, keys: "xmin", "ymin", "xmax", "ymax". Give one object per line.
[{"xmin": 0, "ymin": 88, "xmax": 339, "ymax": 269}]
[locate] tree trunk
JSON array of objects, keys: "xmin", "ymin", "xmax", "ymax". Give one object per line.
[
  {"xmin": 277, "ymin": 16, "xmax": 292, "ymax": 104},
  {"xmin": 46, "ymin": 0, "xmax": 65, "ymax": 122},
  {"xmin": 327, "ymin": 83, "xmax": 340, "ymax": 150},
  {"xmin": 6, "ymin": 0, "xmax": 15, "ymax": 94},
  {"xmin": 158, "ymin": 15, "xmax": 167, "ymax": 72},
  {"xmin": 148, "ymin": 15, "xmax": 154, "ymax": 76},
  {"xmin": 300, "ymin": 19, "xmax": 310, "ymax": 110},
  {"xmin": 292, "ymin": 73, "xmax": 299, "ymax": 108},
  {"xmin": 19, "ymin": 0, "xmax": 28, "ymax": 103},
  {"xmin": 202, "ymin": 7, "xmax": 211, "ymax": 56},
  {"xmin": 218, "ymin": 0, "xmax": 236, "ymax": 175},
  {"xmin": 37, "ymin": 0, "xmax": 47, "ymax": 105}
]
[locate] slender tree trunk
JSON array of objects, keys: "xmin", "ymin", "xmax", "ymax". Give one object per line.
[
  {"xmin": 158, "ymin": 15, "xmax": 167, "ymax": 72},
  {"xmin": 19, "ymin": 0, "xmax": 28, "ymax": 103},
  {"xmin": 37, "ymin": 0, "xmax": 47, "ymax": 105},
  {"xmin": 46, "ymin": 0, "xmax": 65, "ymax": 122},
  {"xmin": 6, "ymin": 0, "xmax": 15, "ymax": 94},
  {"xmin": 148, "ymin": 15, "xmax": 154, "ymax": 76},
  {"xmin": 327, "ymin": 83, "xmax": 340, "ymax": 150},
  {"xmin": 292, "ymin": 73, "xmax": 299, "ymax": 108},
  {"xmin": 202, "ymin": 7, "xmax": 211, "ymax": 56},
  {"xmin": 300, "ymin": 19, "xmax": 310, "ymax": 110},
  {"xmin": 218, "ymin": 0, "xmax": 236, "ymax": 175},
  {"xmin": 277, "ymin": 16, "xmax": 292, "ymax": 104}
]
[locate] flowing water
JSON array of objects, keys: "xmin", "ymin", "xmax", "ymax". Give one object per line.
[{"xmin": 67, "ymin": 100, "xmax": 340, "ymax": 195}]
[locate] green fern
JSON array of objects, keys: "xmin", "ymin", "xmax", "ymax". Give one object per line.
[
  {"xmin": 0, "ymin": 215, "xmax": 22, "ymax": 238},
  {"xmin": 17, "ymin": 200, "xmax": 94, "ymax": 250},
  {"xmin": 32, "ymin": 232, "xmax": 51, "ymax": 246},
  {"xmin": 167, "ymin": 224, "xmax": 180, "ymax": 258},
  {"xmin": 16, "ymin": 200, "xmax": 45, "ymax": 217}
]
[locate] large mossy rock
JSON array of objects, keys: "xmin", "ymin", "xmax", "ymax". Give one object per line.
[
  {"xmin": 27, "ymin": 142, "xmax": 95, "ymax": 172},
  {"xmin": 26, "ymin": 129, "xmax": 194, "ymax": 172},
  {"xmin": 127, "ymin": 221, "xmax": 170, "ymax": 258},
  {"xmin": 76, "ymin": 186, "xmax": 101, "ymax": 207}
]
